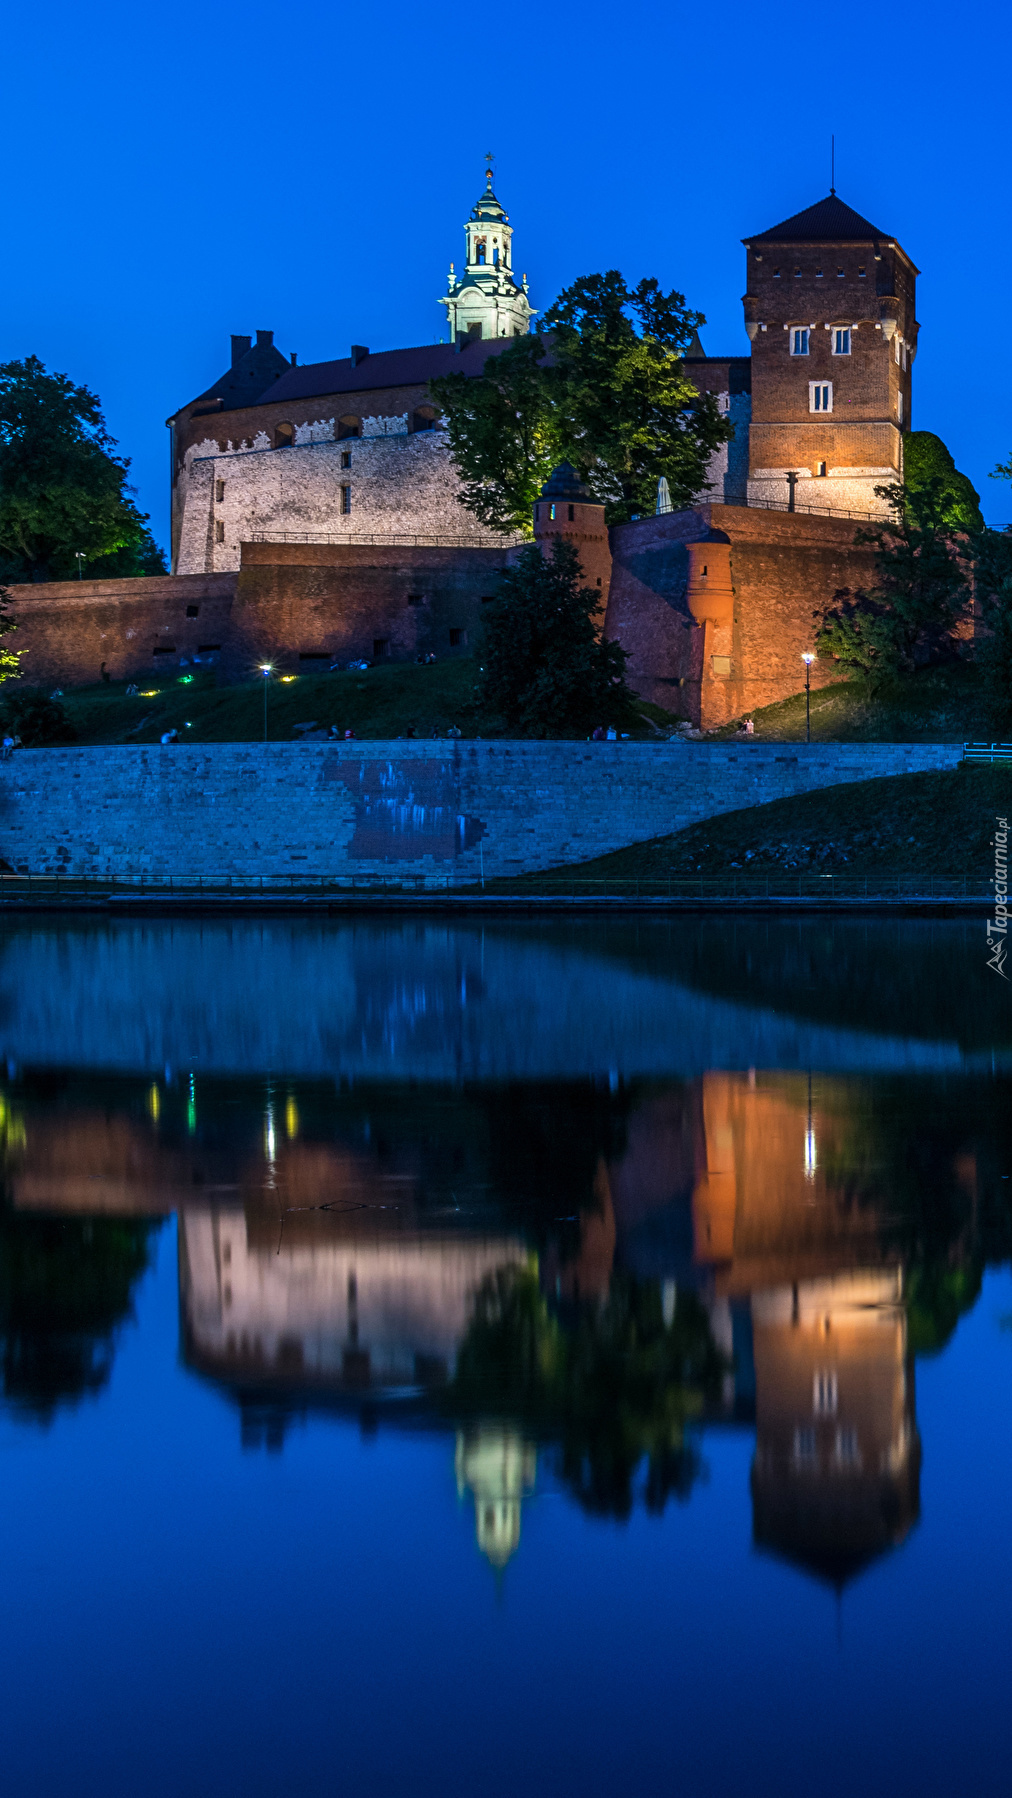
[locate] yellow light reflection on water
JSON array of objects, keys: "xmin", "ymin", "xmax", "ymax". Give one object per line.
[
  {"xmin": 285, "ymin": 1096, "xmax": 299, "ymax": 1138},
  {"xmin": 148, "ymin": 1084, "xmax": 160, "ymax": 1122}
]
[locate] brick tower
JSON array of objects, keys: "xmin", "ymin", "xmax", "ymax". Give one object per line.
[
  {"xmin": 741, "ymin": 193, "xmax": 918, "ymax": 517},
  {"xmin": 533, "ymin": 464, "xmax": 612, "ymax": 612}
]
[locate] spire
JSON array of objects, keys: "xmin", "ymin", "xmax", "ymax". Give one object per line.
[{"xmin": 439, "ymin": 165, "xmax": 537, "ymax": 346}]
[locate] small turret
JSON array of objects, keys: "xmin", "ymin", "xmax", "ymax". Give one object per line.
[{"xmin": 533, "ymin": 464, "xmax": 612, "ymax": 614}]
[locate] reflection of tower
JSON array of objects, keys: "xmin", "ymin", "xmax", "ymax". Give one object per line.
[
  {"xmin": 455, "ymin": 1428, "xmax": 536, "ymax": 1569},
  {"xmin": 750, "ymin": 1270, "xmax": 920, "ymax": 1584}
]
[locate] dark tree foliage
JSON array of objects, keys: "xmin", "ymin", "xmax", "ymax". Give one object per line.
[
  {"xmin": 450, "ymin": 1264, "xmax": 726, "ymax": 1518},
  {"xmin": 815, "ymin": 479, "xmax": 970, "ymax": 680},
  {"xmin": 430, "ymin": 271, "xmax": 732, "ymax": 533},
  {"xmin": 477, "ymin": 539, "xmax": 634, "ymax": 736},
  {"xmin": 971, "ymin": 525, "xmax": 1012, "ymax": 734},
  {"xmin": 0, "ymin": 1200, "xmax": 158, "ymax": 1422},
  {"xmin": 904, "ymin": 431, "xmax": 983, "ymax": 531},
  {"xmin": 0, "ymin": 688, "xmax": 76, "ymax": 746},
  {"xmin": 542, "ymin": 272, "xmax": 732, "ymax": 524},
  {"xmin": 0, "ymin": 585, "xmax": 19, "ymax": 686},
  {"xmin": 429, "ymin": 336, "xmax": 560, "ymax": 536},
  {"xmin": 0, "ymin": 356, "xmax": 166, "ymax": 582}
]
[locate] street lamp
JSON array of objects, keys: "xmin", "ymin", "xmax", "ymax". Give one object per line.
[
  {"xmin": 259, "ymin": 664, "xmax": 273, "ymax": 744},
  {"xmin": 74, "ymin": 551, "xmax": 86, "ymax": 580},
  {"xmin": 801, "ymin": 652, "xmax": 815, "ymax": 743}
]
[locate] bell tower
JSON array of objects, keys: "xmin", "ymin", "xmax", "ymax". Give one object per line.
[
  {"xmin": 742, "ymin": 193, "xmax": 918, "ymax": 517},
  {"xmin": 440, "ymin": 160, "xmax": 536, "ymax": 345}
]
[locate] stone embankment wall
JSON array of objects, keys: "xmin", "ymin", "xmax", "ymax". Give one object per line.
[{"xmin": 0, "ymin": 740, "xmax": 960, "ymax": 883}]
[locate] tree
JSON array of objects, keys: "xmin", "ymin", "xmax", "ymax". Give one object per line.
[
  {"xmin": 0, "ymin": 586, "xmax": 20, "ymax": 687},
  {"xmin": 815, "ymin": 479, "xmax": 970, "ymax": 680},
  {"xmin": 0, "ymin": 688, "xmax": 76, "ymax": 746},
  {"xmin": 430, "ymin": 271, "xmax": 732, "ymax": 533},
  {"xmin": 429, "ymin": 336, "xmax": 560, "ymax": 536},
  {"xmin": 478, "ymin": 539, "xmax": 634, "ymax": 735},
  {"xmin": 904, "ymin": 431, "xmax": 983, "ymax": 531},
  {"xmin": 543, "ymin": 272, "xmax": 732, "ymax": 523},
  {"xmin": 972, "ymin": 525, "xmax": 1012, "ymax": 733},
  {"xmin": 0, "ymin": 356, "xmax": 166, "ymax": 582}
]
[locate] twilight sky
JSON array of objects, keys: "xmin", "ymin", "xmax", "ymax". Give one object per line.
[{"xmin": 4, "ymin": 0, "xmax": 1009, "ymax": 552}]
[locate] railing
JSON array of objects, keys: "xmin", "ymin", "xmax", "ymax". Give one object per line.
[
  {"xmin": 250, "ymin": 530, "xmax": 524, "ymax": 548},
  {"xmin": 742, "ymin": 496, "xmax": 887, "ymax": 524},
  {"xmin": 0, "ymin": 872, "xmax": 988, "ymax": 903},
  {"xmin": 962, "ymin": 742, "xmax": 1012, "ymax": 764}
]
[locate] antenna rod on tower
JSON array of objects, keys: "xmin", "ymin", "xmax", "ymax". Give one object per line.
[{"xmin": 831, "ymin": 134, "xmax": 835, "ymax": 195}]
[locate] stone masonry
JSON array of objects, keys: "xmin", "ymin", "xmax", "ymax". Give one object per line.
[{"xmin": 0, "ymin": 740, "xmax": 960, "ymax": 884}]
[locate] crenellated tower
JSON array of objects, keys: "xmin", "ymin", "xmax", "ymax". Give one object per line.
[
  {"xmin": 440, "ymin": 164, "xmax": 536, "ymax": 345},
  {"xmin": 741, "ymin": 193, "xmax": 918, "ymax": 517}
]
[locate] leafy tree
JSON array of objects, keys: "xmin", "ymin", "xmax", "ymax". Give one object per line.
[
  {"xmin": 0, "ymin": 688, "xmax": 76, "ymax": 746},
  {"xmin": 543, "ymin": 272, "xmax": 732, "ymax": 523},
  {"xmin": 904, "ymin": 431, "xmax": 983, "ymax": 531},
  {"xmin": 450, "ymin": 1263, "xmax": 725, "ymax": 1518},
  {"xmin": 478, "ymin": 539, "xmax": 633, "ymax": 735},
  {"xmin": 0, "ymin": 355, "xmax": 165, "ymax": 582},
  {"xmin": 429, "ymin": 336, "xmax": 560, "ymax": 537},
  {"xmin": 972, "ymin": 524, "xmax": 1012, "ymax": 733},
  {"xmin": 430, "ymin": 272, "xmax": 732, "ymax": 532},
  {"xmin": 815, "ymin": 479, "xmax": 969, "ymax": 680},
  {"xmin": 0, "ymin": 586, "xmax": 20, "ymax": 687}
]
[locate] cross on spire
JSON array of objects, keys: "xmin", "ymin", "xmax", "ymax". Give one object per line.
[{"xmin": 485, "ymin": 149, "xmax": 494, "ymax": 188}]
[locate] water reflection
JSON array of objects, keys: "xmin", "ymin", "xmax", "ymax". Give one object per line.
[{"xmin": 2, "ymin": 1053, "xmax": 1007, "ymax": 1591}]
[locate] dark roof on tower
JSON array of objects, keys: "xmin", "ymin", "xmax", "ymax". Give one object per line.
[
  {"xmin": 745, "ymin": 193, "xmax": 889, "ymax": 244},
  {"xmin": 540, "ymin": 463, "xmax": 593, "ymax": 501}
]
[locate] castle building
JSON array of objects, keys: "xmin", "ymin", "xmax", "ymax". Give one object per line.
[{"xmin": 742, "ymin": 192, "xmax": 918, "ymax": 517}]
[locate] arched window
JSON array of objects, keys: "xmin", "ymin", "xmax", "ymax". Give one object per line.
[
  {"xmin": 475, "ymin": 238, "xmax": 486, "ymax": 265},
  {"xmin": 274, "ymin": 422, "xmax": 295, "ymax": 449},
  {"xmin": 492, "ymin": 246, "xmax": 499, "ymax": 267},
  {"xmin": 337, "ymin": 415, "xmax": 361, "ymax": 440},
  {"xmin": 411, "ymin": 406, "xmax": 438, "ymax": 433}
]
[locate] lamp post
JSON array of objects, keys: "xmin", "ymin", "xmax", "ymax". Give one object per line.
[
  {"xmin": 801, "ymin": 652, "xmax": 815, "ymax": 743},
  {"xmin": 260, "ymin": 664, "xmax": 273, "ymax": 744},
  {"xmin": 74, "ymin": 552, "xmax": 86, "ymax": 581}
]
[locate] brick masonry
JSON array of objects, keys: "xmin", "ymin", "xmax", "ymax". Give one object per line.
[{"xmin": 0, "ymin": 740, "xmax": 960, "ymax": 883}]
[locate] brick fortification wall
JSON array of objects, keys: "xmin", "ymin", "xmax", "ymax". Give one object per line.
[
  {"xmin": 0, "ymin": 740, "xmax": 959, "ymax": 883},
  {"xmin": 606, "ymin": 504, "xmax": 879, "ymax": 728},
  {"xmin": 7, "ymin": 574, "xmax": 238, "ymax": 688}
]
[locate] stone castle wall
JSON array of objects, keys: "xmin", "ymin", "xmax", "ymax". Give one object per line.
[
  {"xmin": 7, "ymin": 573, "xmax": 239, "ymax": 689},
  {"xmin": 0, "ymin": 740, "xmax": 959, "ymax": 884}
]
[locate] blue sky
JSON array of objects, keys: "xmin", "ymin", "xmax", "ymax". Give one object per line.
[{"xmin": 4, "ymin": 0, "xmax": 1009, "ymax": 551}]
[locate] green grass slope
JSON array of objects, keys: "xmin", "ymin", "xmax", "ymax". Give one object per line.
[
  {"xmin": 506, "ymin": 765, "xmax": 1011, "ymax": 887},
  {"xmin": 713, "ymin": 662, "xmax": 993, "ymax": 744}
]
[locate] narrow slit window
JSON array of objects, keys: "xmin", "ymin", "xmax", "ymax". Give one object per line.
[
  {"xmin": 214, "ymin": 521, "xmax": 225, "ymax": 543},
  {"xmin": 215, "ymin": 479, "xmax": 225, "ymax": 503},
  {"xmin": 341, "ymin": 485, "xmax": 351, "ymax": 515}
]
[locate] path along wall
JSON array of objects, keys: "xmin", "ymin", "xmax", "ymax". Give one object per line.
[{"xmin": 0, "ymin": 740, "xmax": 960, "ymax": 883}]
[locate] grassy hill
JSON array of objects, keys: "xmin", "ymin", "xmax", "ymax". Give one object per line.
[
  {"xmin": 501, "ymin": 765, "xmax": 1011, "ymax": 889},
  {"xmin": 713, "ymin": 662, "xmax": 993, "ymax": 744}
]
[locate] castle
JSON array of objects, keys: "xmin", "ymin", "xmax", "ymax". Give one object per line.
[{"xmin": 11, "ymin": 175, "xmax": 920, "ymax": 727}]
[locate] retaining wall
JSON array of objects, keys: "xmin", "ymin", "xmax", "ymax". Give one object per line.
[{"xmin": 0, "ymin": 740, "xmax": 962, "ymax": 882}]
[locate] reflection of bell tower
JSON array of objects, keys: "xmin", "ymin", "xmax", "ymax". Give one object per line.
[
  {"xmin": 750, "ymin": 1270, "xmax": 920, "ymax": 1584},
  {"xmin": 440, "ymin": 162, "xmax": 536, "ymax": 346},
  {"xmin": 455, "ymin": 1428, "xmax": 536, "ymax": 1569}
]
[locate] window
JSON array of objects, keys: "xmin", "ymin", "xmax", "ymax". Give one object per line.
[
  {"xmin": 412, "ymin": 406, "xmax": 438, "ymax": 433},
  {"xmin": 214, "ymin": 521, "xmax": 225, "ymax": 543},
  {"xmin": 274, "ymin": 422, "xmax": 295, "ymax": 449},
  {"xmin": 492, "ymin": 246, "xmax": 499, "ymax": 267},
  {"xmin": 568, "ymin": 503, "xmax": 575, "ymax": 520},
  {"xmin": 835, "ymin": 1426, "xmax": 860, "ymax": 1467},
  {"xmin": 793, "ymin": 1426, "xmax": 817, "ymax": 1467},
  {"xmin": 549, "ymin": 502, "xmax": 556, "ymax": 520},
  {"xmin": 793, "ymin": 267, "xmax": 802, "ymax": 278},
  {"xmin": 186, "ymin": 604, "xmax": 200, "ymax": 618},
  {"xmin": 197, "ymin": 643, "xmax": 221, "ymax": 653},
  {"xmin": 466, "ymin": 322, "xmax": 482, "ymax": 340},
  {"xmin": 858, "ymin": 266, "xmax": 867, "ymax": 278},
  {"xmin": 337, "ymin": 415, "xmax": 360, "ymax": 440},
  {"xmin": 215, "ymin": 479, "xmax": 225, "ymax": 502},
  {"xmin": 836, "ymin": 267, "xmax": 845, "ymax": 277},
  {"xmin": 895, "ymin": 336, "xmax": 901, "ymax": 364},
  {"xmin": 813, "ymin": 1370, "xmax": 838, "ymax": 1415},
  {"xmin": 407, "ymin": 594, "xmax": 424, "ymax": 606},
  {"xmin": 449, "ymin": 627, "xmax": 467, "ymax": 647},
  {"xmin": 791, "ymin": 328, "xmax": 809, "ymax": 356},
  {"xmin": 810, "ymin": 381, "xmax": 833, "ymax": 413},
  {"xmin": 340, "ymin": 485, "xmax": 351, "ymax": 515},
  {"xmin": 534, "ymin": 505, "xmax": 539, "ymax": 522},
  {"xmin": 898, "ymin": 389, "xmax": 904, "ymax": 424},
  {"xmin": 833, "ymin": 327, "xmax": 851, "ymax": 355},
  {"xmin": 815, "ymin": 268, "xmax": 823, "ymax": 278},
  {"xmin": 475, "ymin": 238, "xmax": 486, "ymax": 265},
  {"xmin": 773, "ymin": 267, "xmax": 781, "ymax": 277},
  {"xmin": 152, "ymin": 644, "xmax": 176, "ymax": 655},
  {"xmin": 341, "ymin": 449, "xmax": 352, "ymax": 469},
  {"xmin": 372, "ymin": 638, "xmax": 389, "ymax": 660},
  {"xmin": 816, "ymin": 461, "xmax": 827, "ymax": 477}
]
